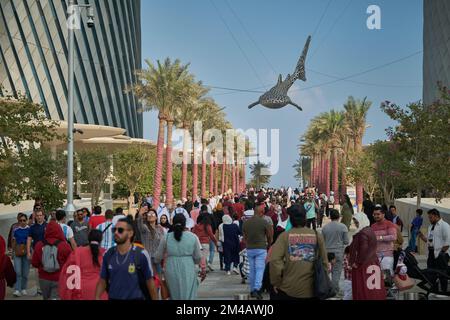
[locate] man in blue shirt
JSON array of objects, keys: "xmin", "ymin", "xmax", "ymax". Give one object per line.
[
  {"xmin": 95, "ymin": 218, "xmax": 158, "ymax": 300},
  {"xmin": 26, "ymin": 210, "xmax": 47, "ymax": 259}
]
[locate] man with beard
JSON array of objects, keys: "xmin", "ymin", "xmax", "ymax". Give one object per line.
[{"xmin": 95, "ymin": 218, "xmax": 158, "ymax": 300}]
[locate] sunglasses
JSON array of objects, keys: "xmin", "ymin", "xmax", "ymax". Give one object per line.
[{"xmin": 112, "ymin": 227, "xmax": 127, "ymax": 234}]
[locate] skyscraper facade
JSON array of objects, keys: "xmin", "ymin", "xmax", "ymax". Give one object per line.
[
  {"xmin": 423, "ymin": 0, "xmax": 450, "ymax": 106},
  {"xmin": 0, "ymin": 0, "xmax": 143, "ymax": 137}
]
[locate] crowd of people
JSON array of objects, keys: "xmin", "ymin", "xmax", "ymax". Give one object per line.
[{"xmin": 0, "ymin": 186, "xmax": 449, "ymax": 301}]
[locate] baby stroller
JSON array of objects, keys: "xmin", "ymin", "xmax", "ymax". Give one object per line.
[{"xmin": 403, "ymin": 248, "xmax": 450, "ymax": 300}]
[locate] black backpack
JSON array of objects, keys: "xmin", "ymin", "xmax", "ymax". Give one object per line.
[{"xmin": 104, "ymin": 246, "xmax": 151, "ymax": 300}]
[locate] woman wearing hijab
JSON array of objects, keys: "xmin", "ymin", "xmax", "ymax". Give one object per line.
[
  {"xmin": 59, "ymin": 230, "xmax": 107, "ymax": 300},
  {"xmin": 349, "ymin": 212, "xmax": 385, "ymax": 300},
  {"xmin": 159, "ymin": 214, "xmax": 172, "ymax": 233},
  {"xmin": 218, "ymin": 215, "xmax": 241, "ymax": 275},
  {"xmin": 0, "ymin": 235, "xmax": 16, "ymax": 300},
  {"xmin": 340, "ymin": 195, "xmax": 354, "ymax": 230}
]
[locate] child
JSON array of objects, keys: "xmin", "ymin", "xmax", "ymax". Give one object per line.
[
  {"xmin": 238, "ymin": 240, "xmax": 249, "ymax": 284},
  {"xmin": 343, "ymin": 246, "xmax": 352, "ymax": 300},
  {"xmin": 327, "ymin": 252, "xmax": 336, "ymax": 275}
]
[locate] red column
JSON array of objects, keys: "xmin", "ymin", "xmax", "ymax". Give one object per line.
[
  {"xmin": 325, "ymin": 154, "xmax": 330, "ymax": 197},
  {"xmin": 221, "ymin": 159, "xmax": 226, "ymax": 194},
  {"xmin": 209, "ymin": 160, "xmax": 214, "ymax": 195}
]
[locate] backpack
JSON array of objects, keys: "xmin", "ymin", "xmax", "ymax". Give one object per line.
[
  {"xmin": 103, "ymin": 246, "xmax": 151, "ymax": 300},
  {"xmin": 42, "ymin": 240, "xmax": 61, "ymax": 273}
]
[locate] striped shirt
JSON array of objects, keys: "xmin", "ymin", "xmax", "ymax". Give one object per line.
[{"xmin": 96, "ymin": 221, "xmax": 115, "ymax": 250}]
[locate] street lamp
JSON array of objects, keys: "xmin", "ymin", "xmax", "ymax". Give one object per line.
[{"xmin": 65, "ymin": 1, "xmax": 94, "ymax": 215}]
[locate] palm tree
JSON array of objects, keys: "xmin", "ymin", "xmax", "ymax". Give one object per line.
[
  {"xmin": 132, "ymin": 58, "xmax": 192, "ymax": 208},
  {"xmin": 192, "ymin": 99, "xmax": 225, "ymax": 198},
  {"xmin": 249, "ymin": 161, "xmax": 271, "ymax": 190},
  {"xmin": 176, "ymin": 82, "xmax": 208, "ymax": 200},
  {"xmin": 344, "ymin": 96, "xmax": 371, "ymax": 209},
  {"xmin": 316, "ymin": 110, "xmax": 346, "ymax": 199}
]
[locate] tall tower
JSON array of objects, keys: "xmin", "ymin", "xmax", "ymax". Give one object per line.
[
  {"xmin": 423, "ymin": 0, "xmax": 450, "ymax": 106},
  {"xmin": 0, "ymin": 0, "xmax": 143, "ymax": 137}
]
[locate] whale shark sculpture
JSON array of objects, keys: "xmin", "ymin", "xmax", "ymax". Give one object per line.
[{"xmin": 248, "ymin": 35, "xmax": 311, "ymax": 111}]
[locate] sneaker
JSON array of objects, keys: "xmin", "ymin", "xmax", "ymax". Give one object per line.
[
  {"xmin": 256, "ymin": 291, "xmax": 263, "ymax": 300},
  {"xmin": 37, "ymin": 289, "xmax": 42, "ymax": 296},
  {"xmin": 207, "ymin": 264, "xmax": 214, "ymax": 272},
  {"xmin": 21, "ymin": 290, "xmax": 28, "ymax": 296},
  {"xmin": 226, "ymin": 271, "xmax": 231, "ymax": 275},
  {"xmin": 232, "ymin": 267, "xmax": 239, "ymax": 275},
  {"xmin": 13, "ymin": 290, "xmax": 21, "ymax": 297}
]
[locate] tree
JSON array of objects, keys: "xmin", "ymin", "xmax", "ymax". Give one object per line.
[
  {"xmin": 249, "ymin": 161, "xmax": 271, "ymax": 190},
  {"xmin": 381, "ymin": 86, "xmax": 450, "ymax": 207},
  {"xmin": 78, "ymin": 148, "xmax": 111, "ymax": 208},
  {"xmin": 344, "ymin": 96, "xmax": 371, "ymax": 209},
  {"xmin": 367, "ymin": 141, "xmax": 411, "ymax": 205},
  {"xmin": 114, "ymin": 145, "xmax": 154, "ymax": 214},
  {"xmin": 20, "ymin": 147, "xmax": 66, "ymax": 211},
  {"xmin": 0, "ymin": 95, "xmax": 60, "ymax": 205},
  {"xmin": 316, "ymin": 110, "xmax": 346, "ymax": 199},
  {"xmin": 131, "ymin": 58, "xmax": 193, "ymax": 208},
  {"xmin": 176, "ymin": 82, "xmax": 208, "ymax": 199},
  {"xmin": 347, "ymin": 148, "xmax": 378, "ymax": 201},
  {"xmin": 293, "ymin": 156, "xmax": 310, "ymax": 188}
]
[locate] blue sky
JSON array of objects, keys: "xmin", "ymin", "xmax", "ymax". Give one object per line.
[{"xmin": 140, "ymin": 0, "xmax": 423, "ymax": 188}]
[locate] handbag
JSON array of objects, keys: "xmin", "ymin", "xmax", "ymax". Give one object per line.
[
  {"xmin": 393, "ymin": 274, "xmax": 414, "ymax": 291},
  {"xmin": 313, "ymin": 231, "xmax": 336, "ymax": 300},
  {"xmin": 14, "ymin": 244, "xmax": 26, "ymax": 257}
]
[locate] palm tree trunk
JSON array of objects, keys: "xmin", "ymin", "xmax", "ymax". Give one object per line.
[
  {"xmin": 325, "ymin": 151, "xmax": 331, "ymax": 197},
  {"xmin": 236, "ymin": 165, "xmax": 240, "ymax": 193},
  {"xmin": 192, "ymin": 152, "xmax": 199, "ymax": 201},
  {"xmin": 312, "ymin": 155, "xmax": 316, "ymax": 187},
  {"xmin": 221, "ymin": 159, "xmax": 226, "ymax": 194},
  {"xmin": 224, "ymin": 164, "xmax": 229, "ymax": 193},
  {"xmin": 320, "ymin": 153, "xmax": 325, "ymax": 192},
  {"xmin": 242, "ymin": 163, "xmax": 246, "ymax": 191},
  {"xmin": 316, "ymin": 154, "xmax": 320, "ymax": 188},
  {"xmin": 209, "ymin": 159, "xmax": 214, "ymax": 195},
  {"xmin": 181, "ymin": 126, "xmax": 189, "ymax": 200},
  {"xmin": 166, "ymin": 120, "xmax": 174, "ymax": 206},
  {"xmin": 355, "ymin": 137, "xmax": 363, "ymax": 210},
  {"xmin": 214, "ymin": 161, "xmax": 218, "ymax": 196},
  {"xmin": 201, "ymin": 141, "xmax": 207, "ymax": 198},
  {"xmin": 332, "ymin": 148, "xmax": 339, "ymax": 203},
  {"xmin": 152, "ymin": 114, "xmax": 166, "ymax": 209},
  {"xmin": 232, "ymin": 164, "xmax": 236, "ymax": 194}
]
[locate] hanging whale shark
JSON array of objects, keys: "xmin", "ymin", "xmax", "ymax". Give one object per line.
[{"xmin": 248, "ymin": 35, "xmax": 311, "ymax": 111}]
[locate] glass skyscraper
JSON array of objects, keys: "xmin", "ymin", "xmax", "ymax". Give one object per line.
[
  {"xmin": 0, "ymin": 0, "xmax": 143, "ymax": 138},
  {"xmin": 423, "ymin": 0, "xmax": 450, "ymax": 106}
]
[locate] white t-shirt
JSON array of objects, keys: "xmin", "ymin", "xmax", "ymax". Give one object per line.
[
  {"xmin": 59, "ymin": 222, "xmax": 74, "ymax": 241},
  {"xmin": 209, "ymin": 197, "xmax": 218, "ymax": 210}
]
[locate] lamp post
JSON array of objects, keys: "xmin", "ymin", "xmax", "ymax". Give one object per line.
[{"xmin": 65, "ymin": 1, "xmax": 94, "ymax": 215}]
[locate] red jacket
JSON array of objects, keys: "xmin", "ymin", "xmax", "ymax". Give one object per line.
[
  {"xmin": 0, "ymin": 235, "xmax": 16, "ymax": 300},
  {"xmin": 32, "ymin": 221, "xmax": 72, "ymax": 282},
  {"xmin": 59, "ymin": 246, "xmax": 107, "ymax": 300},
  {"xmin": 232, "ymin": 203, "xmax": 244, "ymax": 219},
  {"xmin": 192, "ymin": 224, "xmax": 217, "ymax": 244}
]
